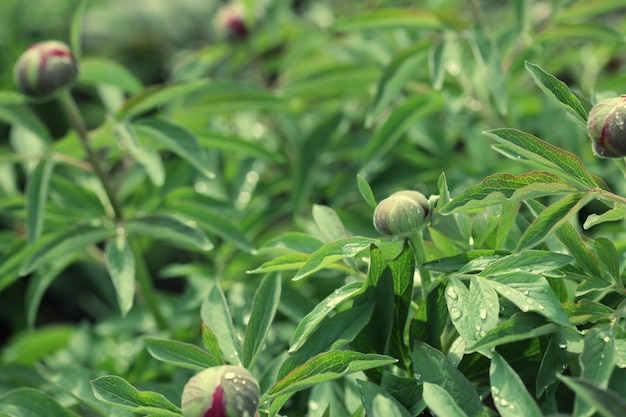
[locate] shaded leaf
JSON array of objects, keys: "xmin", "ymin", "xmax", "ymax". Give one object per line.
[
  {"xmin": 0, "ymin": 388, "xmax": 81, "ymax": 417},
  {"xmin": 200, "ymin": 282, "xmax": 241, "ymax": 365},
  {"xmin": 335, "ymin": 9, "xmax": 443, "ymax": 31},
  {"xmin": 26, "ymin": 158, "xmax": 55, "ymax": 244},
  {"xmin": 490, "ymin": 352, "xmax": 543, "ymax": 417},
  {"xmin": 144, "ymin": 337, "xmax": 222, "ymax": 370},
  {"xmin": 125, "ymin": 214, "xmax": 213, "ymax": 251},
  {"xmin": 80, "ymin": 58, "xmax": 143, "ymax": 93},
  {"xmin": 560, "ymin": 376, "xmax": 626, "ymax": 417},
  {"xmin": 357, "ymin": 174, "xmax": 377, "ymax": 210},
  {"xmin": 358, "ymin": 381, "xmax": 412, "ymax": 417},
  {"xmin": 423, "ymin": 382, "xmax": 469, "ymax": 417},
  {"xmin": 105, "ymin": 235, "xmax": 135, "ymax": 317}
]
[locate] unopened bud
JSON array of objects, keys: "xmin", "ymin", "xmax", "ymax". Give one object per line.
[
  {"xmin": 13, "ymin": 40, "xmax": 78, "ymax": 98},
  {"xmin": 587, "ymin": 95, "xmax": 626, "ymax": 158},
  {"xmin": 373, "ymin": 190, "xmax": 430, "ymax": 237},
  {"xmin": 182, "ymin": 365, "xmax": 259, "ymax": 417}
]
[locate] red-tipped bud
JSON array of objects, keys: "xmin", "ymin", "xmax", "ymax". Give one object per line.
[
  {"xmin": 181, "ymin": 365, "xmax": 259, "ymax": 417},
  {"xmin": 587, "ymin": 95, "xmax": 626, "ymax": 158},
  {"xmin": 373, "ymin": 190, "xmax": 430, "ymax": 237},
  {"xmin": 216, "ymin": 4, "xmax": 249, "ymax": 40},
  {"xmin": 13, "ymin": 40, "xmax": 78, "ymax": 98}
]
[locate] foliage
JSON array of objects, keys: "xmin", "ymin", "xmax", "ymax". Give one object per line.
[{"xmin": 1, "ymin": 0, "xmax": 626, "ymax": 416}]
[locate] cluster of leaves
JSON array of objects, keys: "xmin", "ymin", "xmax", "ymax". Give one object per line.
[{"xmin": 1, "ymin": 0, "xmax": 626, "ymax": 416}]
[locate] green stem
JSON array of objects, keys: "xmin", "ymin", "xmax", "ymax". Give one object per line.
[
  {"xmin": 57, "ymin": 90, "xmax": 123, "ymax": 221},
  {"xmin": 408, "ymin": 231, "xmax": 432, "ymax": 294},
  {"xmin": 58, "ymin": 89, "xmax": 167, "ymax": 330}
]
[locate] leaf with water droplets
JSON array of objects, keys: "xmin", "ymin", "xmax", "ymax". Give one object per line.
[
  {"xmin": 536, "ymin": 329, "xmax": 581, "ymax": 396},
  {"xmin": 485, "ymin": 272, "xmax": 571, "ymax": 327},
  {"xmin": 575, "ymin": 327, "xmax": 617, "ymax": 416},
  {"xmin": 490, "ymin": 352, "xmax": 543, "ymax": 417}
]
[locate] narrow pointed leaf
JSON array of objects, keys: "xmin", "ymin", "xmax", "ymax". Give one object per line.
[
  {"xmin": 134, "ymin": 118, "xmax": 215, "ymax": 179},
  {"xmin": 484, "ymin": 128, "xmax": 598, "ymax": 189},
  {"xmin": 518, "ymin": 193, "xmax": 592, "ymax": 250},
  {"xmin": 490, "ymin": 352, "xmax": 542, "ymax": 417},
  {"xmin": 105, "ymin": 235, "xmax": 135, "ymax": 317},
  {"xmin": 335, "ymin": 9, "xmax": 443, "ymax": 31},
  {"xmin": 201, "ymin": 282, "xmax": 242, "ymax": 364},
  {"xmin": 26, "ymin": 158, "xmax": 55, "ymax": 245},
  {"xmin": 144, "ymin": 337, "xmax": 222, "ymax": 370},
  {"xmin": 91, "ymin": 375, "xmax": 181, "ymax": 415},
  {"xmin": 559, "ymin": 375, "xmax": 626, "ymax": 417},
  {"xmin": 80, "ymin": 58, "xmax": 143, "ymax": 93},
  {"xmin": 125, "ymin": 214, "xmax": 213, "ymax": 251},
  {"xmin": 441, "ymin": 171, "xmax": 575, "ymax": 214},
  {"xmin": 525, "ymin": 61, "xmax": 588, "ymax": 127},
  {"xmin": 243, "ymin": 274, "xmax": 281, "ymax": 369},
  {"xmin": 357, "ymin": 174, "xmax": 377, "ymax": 210}
]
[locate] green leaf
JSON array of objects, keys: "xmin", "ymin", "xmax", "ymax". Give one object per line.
[
  {"xmin": 201, "ymin": 324, "xmax": 225, "ymax": 365},
  {"xmin": 563, "ymin": 299, "xmax": 614, "ymax": 325},
  {"xmin": 518, "ymin": 193, "xmax": 593, "ymax": 251},
  {"xmin": 69, "ymin": 0, "xmax": 87, "ymax": 59},
  {"xmin": 485, "ymin": 128, "xmax": 598, "ymax": 189},
  {"xmin": 525, "ymin": 61, "xmax": 588, "ymax": 128},
  {"xmin": 412, "ymin": 341, "xmax": 483, "ymax": 416},
  {"xmin": 576, "ymin": 327, "xmax": 616, "ymax": 417},
  {"xmin": 91, "ymin": 375, "xmax": 181, "ymax": 416},
  {"xmin": 364, "ymin": 94, "xmax": 442, "ymax": 166},
  {"xmin": 471, "ymin": 26, "xmax": 508, "ymax": 115},
  {"xmin": 446, "ymin": 276, "xmax": 499, "ymax": 348},
  {"xmin": 490, "ymin": 352, "xmax": 543, "ymax": 417},
  {"xmin": 467, "ymin": 313, "xmax": 560, "ymax": 352},
  {"xmin": 0, "ymin": 239, "xmax": 32, "ymax": 293},
  {"xmin": 356, "ymin": 174, "xmax": 377, "ymax": 210},
  {"xmin": 536, "ymin": 330, "xmax": 580, "ymax": 396},
  {"xmin": 440, "ymin": 171, "xmax": 576, "ymax": 214},
  {"xmin": 428, "ymin": 38, "xmax": 447, "ymax": 91},
  {"xmin": 266, "ymin": 351, "xmax": 396, "ymax": 398},
  {"xmin": 133, "ymin": 118, "xmax": 215, "ymax": 179},
  {"xmin": 539, "ymin": 22, "xmax": 626, "ymax": 44},
  {"xmin": 0, "ymin": 105, "xmax": 52, "ymax": 147},
  {"xmin": 247, "ymin": 254, "xmax": 308, "ymax": 274},
  {"xmin": 25, "ymin": 158, "xmax": 55, "ymax": 244},
  {"xmin": 144, "ymin": 337, "xmax": 222, "ymax": 370},
  {"xmin": 117, "ymin": 79, "xmax": 209, "ymax": 119},
  {"xmin": 200, "ymin": 281, "xmax": 242, "ymax": 365},
  {"xmin": 113, "ymin": 121, "xmax": 164, "ymax": 186},
  {"xmin": 312, "ymin": 204, "xmax": 348, "ymax": 243},
  {"xmin": 278, "ymin": 303, "xmax": 374, "ymax": 379},
  {"xmin": 161, "ymin": 202, "xmax": 254, "ymax": 253},
  {"xmin": 424, "ymin": 250, "xmax": 509, "ymax": 272},
  {"xmin": 242, "ymin": 274, "xmax": 281, "ymax": 369},
  {"xmin": 367, "ymin": 41, "xmax": 431, "ymax": 123},
  {"xmin": 557, "ymin": 0, "xmax": 626, "ymax": 21},
  {"xmin": 293, "ymin": 236, "xmax": 374, "ymax": 281},
  {"xmin": 555, "ymin": 219, "xmax": 602, "ymax": 277},
  {"xmin": 486, "ymin": 272, "xmax": 571, "ymax": 326},
  {"xmin": 79, "ymin": 58, "xmax": 143, "ymax": 93},
  {"xmin": 105, "ymin": 235, "xmax": 135, "ymax": 317},
  {"xmin": 0, "ymin": 388, "xmax": 81, "ymax": 417},
  {"xmin": 481, "ymin": 250, "xmax": 573, "ymax": 276},
  {"xmin": 559, "ymin": 375, "xmax": 626, "ymax": 417},
  {"xmin": 20, "ymin": 224, "xmax": 115, "ymax": 275},
  {"xmin": 125, "ymin": 214, "xmax": 213, "ymax": 252},
  {"xmin": 1, "ymin": 325, "xmax": 74, "ymax": 365},
  {"xmin": 584, "ymin": 204, "xmax": 626, "ymax": 229},
  {"xmin": 423, "ymin": 382, "xmax": 470, "ymax": 417},
  {"xmin": 25, "ymin": 259, "xmax": 73, "ymax": 328},
  {"xmin": 195, "ymin": 130, "xmax": 285, "ymax": 163},
  {"xmin": 335, "ymin": 9, "xmax": 443, "ymax": 31},
  {"xmin": 292, "ymin": 116, "xmax": 343, "ymax": 213},
  {"xmin": 358, "ymin": 381, "xmax": 412, "ymax": 417},
  {"xmin": 289, "ymin": 281, "xmax": 362, "ymax": 352},
  {"xmin": 592, "ymin": 237, "xmax": 620, "ymax": 282},
  {"xmin": 281, "ymin": 65, "xmax": 378, "ymax": 100}
]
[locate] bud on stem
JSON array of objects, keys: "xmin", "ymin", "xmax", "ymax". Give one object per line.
[
  {"xmin": 373, "ymin": 190, "xmax": 430, "ymax": 237},
  {"xmin": 587, "ymin": 95, "xmax": 626, "ymax": 158},
  {"xmin": 13, "ymin": 40, "xmax": 78, "ymax": 98}
]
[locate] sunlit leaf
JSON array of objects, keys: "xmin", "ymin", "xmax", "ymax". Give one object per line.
[
  {"xmin": 144, "ymin": 337, "xmax": 222, "ymax": 370},
  {"xmin": 490, "ymin": 353, "xmax": 543, "ymax": 417}
]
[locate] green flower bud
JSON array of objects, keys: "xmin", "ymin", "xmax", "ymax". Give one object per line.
[
  {"xmin": 587, "ymin": 95, "xmax": 626, "ymax": 158},
  {"xmin": 13, "ymin": 40, "xmax": 78, "ymax": 98},
  {"xmin": 373, "ymin": 190, "xmax": 430, "ymax": 237},
  {"xmin": 182, "ymin": 365, "xmax": 259, "ymax": 417}
]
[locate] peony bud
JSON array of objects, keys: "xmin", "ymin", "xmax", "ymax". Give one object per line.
[
  {"xmin": 587, "ymin": 95, "xmax": 626, "ymax": 158},
  {"xmin": 216, "ymin": 3, "xmax": 249, "ymax": 40},
  {"xmin": 373, "ymin": 190, "xmax": 430, "ymax": 237},
  {"xmin": 13, "ymin": 40, "xmax": 78, "ymax": 98},
  {"xmin": 181, "ymin": 365, "xmax": 260, "ymax": 417}
]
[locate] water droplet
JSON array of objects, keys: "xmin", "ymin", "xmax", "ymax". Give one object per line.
[
  {"xmin": 479, "ymin": 308, "xmax": 487, "ymax": 320},
  {"xmin": 446, "ymin": 287, "xmax": 458, "ymax": 300},
  {"xmin": 414, "ymin": 373, "xmax": 422, "ymax": 381},
  {"xmin": 526, "ymin": 298, "xmax": 534, "ymax": 305},
  {"xmin": 224, "ymin": 372, "xmax": 236, "ymax": 380},
  {"xmin": 500, "ymin": 399, "xmax": 509, "ymax": 407},
  {"xmin": 308, "ymin": 400, "xmax": 319, "ymax": 411},
  {"xmin": 523, "ymin": 290, "xmax": 530, "ymax": 295},
  {"xmin": 538, "ymin": 304, "xmax": 545, "ymax": 310},
  {"xmin": 602, "ymin": 335, "xmax": 610, "ymax": 343},
  {"xmin": 449, "ymin": 308, "xmax": 462, "ymax": 320},
  {"xmin": 615, "ymin": 112, "xmax": 625, "ymax": 126},
  {"xmin": 492, "ymin": 387, "xmax": 500, "ymax": 396},
  {"xmin": 475, "ymin": 324, "xmax": 482, "ymax": 332},
  {"xmin": 559, "ymin": 342, "xmax": 567, "ymax": 349}
]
